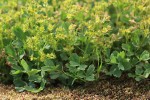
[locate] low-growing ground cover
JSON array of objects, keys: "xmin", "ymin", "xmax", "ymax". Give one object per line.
[{"xmin": 0, "ymin": 0, "xmax": 150, "ymax": 93}]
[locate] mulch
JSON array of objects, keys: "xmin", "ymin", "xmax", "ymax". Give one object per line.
[{"xmin": 0, "ymin": 75, "xmax": 150, "ymax": 100}]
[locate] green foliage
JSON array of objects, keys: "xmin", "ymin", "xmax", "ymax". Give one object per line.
[{"xmin": 0, "ymin": 0, "xmax": 149, "ymax": 93}]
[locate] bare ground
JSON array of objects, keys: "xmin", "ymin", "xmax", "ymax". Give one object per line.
[{"xmin": 0, "ymin": 75, "xmax": 150, "ymax": 100}]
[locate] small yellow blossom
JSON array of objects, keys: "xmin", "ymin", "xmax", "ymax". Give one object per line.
[
  {"xmin": 69, "ymin": 24, "xmax": 76, "ymax": 31},
  {"xmin": 56, "ymin": 27, "xmax": 65, "ymax": 32},
  {"xmin": 39, "ymin": 26, "xmax": 45, "ymax": 32},
  {"xmin": 22, "ymin": 24, "xmax": 28, "ymax": 32},
  {"xmin": 30, "ymin": 55, "xmax": 37, "ymax": 61},
  {"xmin": 39, "ymin": 50, "xmax": 46, "ymax": 62},
  {"xmin": 95, "ymin": 16, "xmax": 100, "ymax": 23},
  {"xmin": 102, "ymin": 27, "xmax": 108, "ymax": 33},
  {"xmin": 67, "ymin": 13, "xmax": 73, "ymax": 19},
  {"xmin": 63, "ymin": 45, "xmax": 74, "ymax": 52},
  {"xmin": 46, "ymin": 53, "xmax": 56, "ymax": 59},
  {"xmin": 48, "ymin": 24, "xmax": 53, "ymax": 31},
  {"xmin": 43, "ymin": 0, "xmax": 48, "ymax": 3},
  {"xmin": 55, "ymin": 34, "xmax": 67, "ymax": 40}
]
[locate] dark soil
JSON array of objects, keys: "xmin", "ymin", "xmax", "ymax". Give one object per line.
[{"xmin": 0, "ymin": 75, "xmax": 150, "ymax": 100}]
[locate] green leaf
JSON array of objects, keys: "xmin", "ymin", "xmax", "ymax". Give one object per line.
[
  {"xmin": 11, "ymin": 63, "xmax": 22, "ymax": 70},
  {"xmin": 143, "ymin": 70, "xmax": 150, "ymax": 78},
  {"xmin": 11, "ymin": 70, "xmax": 22, "ymax": 75},
  {"xmin": 21, "ymin": 59, "xmax": 30, "ymax": 71},
  {"xmin": 120, "ymin": 15, "xmax": 129, "ymax": 24},
  {"xmin": 61, "ymin": 11, "xmax": 67, "ymax": 20},
  {"xmin": 126, "ymin": 51, "xmax": 134, "ymax": 57},
  {"xmin": 41, "ymin": 66, "xmax": 58, "ymax": 72},
  {"xmin": 28, "ymin": 74, "xmax": 42, "ymax": 82},
  {"xmin": 135, "ymin": 66, "xmax": 143, "ymax": 75},
  {"xmin": 18, "ymin": 49, "xmax": 25, "ymax": 59},
  {"xmin": 118, "ymin": 63, "xmax": 124, "ymax": 70},
  {"xmin": 86, "ymin": 65, "xmax": 95, "ymax": 76},
  {"xmin": 61, "ymin": 22, "xmax": 69, "ymax": 32},
  {"xmin": 67, "ymin": 64, "xmax": 77, "ymax": 73},
  {"xmin": 75, "ymin": 11, "xmax": 84, "ymax": 21},
  {"xmin": 69, "ymin": 53, "xmax": 80, "ymax": 63},
  {"xmin": 13, "ymin": 26, "xmax": 26, "ymax": 41},
  {"xmin": 110, "ymin": 65, "xmax": 122, "ymax": 77},
  {"xmin": 44, "ymin": 59, "xmax": 54, "ymax": 66},
  {"xmin": 132, "ymin": 33, "xmax": 140, "ymax": 47},
  {"xmin": 60, "ymin": 53, "xmax": 68, "ymax": 61},
  {"xmin": 15, "ymin": 87, "xmax": 25, "ymax": 92},
  {"xmin": 50, "ymin": 72, "xmax": 60, "ymax": 79},
  {"xmin": 27, "ymin": 69, "xmax": 41, "ymax": 76},
  {"xmin": 77, "ymin": 71, "xmax": 85, "ymax": 78},
  {"xmin": 14, "ymin": 78, "xmax": 26, "ymax": 87},
  {"xmin": 122, "ymin": 43, "xmax": 130, "ymax": 51},
  {"xmin": 110, "ymin": 51, "xmax": 118, "ymax": 64},
  {"xmin": 135, "ymin": 77, "xmax": 142, "ymax": 81},
  {"xmin": 77, "ymin": 65, "xmax": 87, "ymax": 71},
  {"xmin": 110, "ymin": 56, "xmax": 117, "ymax": 64},
  {"xmin": 69, "ymin": 61, "xmax": 80, "ymax": 67},
  {"xmin": 12, "ymin": 40, "xmax": 24, "ymax": 48},
  {"xmin": 122, "ymin": 61, "xmax": 131, "ymax": 70},
  {"xmin": 128, "ymin": 73, "xmax": 135, "ymax": 78},
  {"xmin": 85, "ymin": 74, "xmax": 95, "ymax": 81},
  {"xmin": 113, "ymin": 68, "xmax": 121, "ymax": 77},
  {"xmin": 24, "ymin": 79, "xmax": 46, "ymax": 93},
  {"xmin": 5, "ymin": 45, "xmax": 16, "ymax": 57},
  {"xmin": 41, "ymin": 70, "xmax": 45, "ymax": 78},
  {"xmin": 118, "ymin": 51, "xmax": 125, "ymax": 58},
  {"xmin": 108, "ymin": 4, "xmax": 117, "ymax": 24},
  {"xmin": 140, "ymin": 50, "xmax": 150, "ymax": 61}
]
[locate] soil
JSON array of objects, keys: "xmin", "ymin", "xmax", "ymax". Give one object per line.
[{"xmin": 0, "ymin": 75, "xmax": 150, "ymax": 100}]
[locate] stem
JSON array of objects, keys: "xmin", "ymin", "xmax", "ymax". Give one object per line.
[{"xmin": 96, "ymin": 48, "xmax": 102, "ymax": 79}]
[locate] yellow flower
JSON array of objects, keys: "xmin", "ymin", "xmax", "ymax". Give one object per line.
[
  {"xmin": 144, "ymin": 29, "xmax": 149, "ymax": 35},
  {"xmin": 39, "ymin": 26, "xmax": 45, "ymax": 32},
  {"xmin": 6, "ymin": 16, "xmax": 12, "ymax": 22},
  {"xmin": 69, "ymin": 24, "xmax": 76, "ymax": 31},
  {"xmin": 46, "ymin": 53, "xmax": 56, "ymax": 59},
  {"xmin": 119, "ymin": 28, "xmax": 131, "ymax": 35},
  {"xmin": 26, "ymin": 38, "xmax": 34, "ymax": 49},
  {"xmin": 28, "ymin": 6, "xmax": 35, "ymax": 13},
  {"xmin": 30, "ymin": 55, "xmax": 37, "ymax": 61},
  {"xmin": 102, "ymin": 27, "xmax": 108, "ymax": 33},
  {"xmin": 55, "ymin": 34, "xmax": 67, "ymax": 40},
  {"xmin": 67, "ymin": 13, "xmax": 73, "ymax": 19},
  {"xmin": 43, "ymin": 0, "xmax": 48, "ymax": 3},
  {"xmin": 39, "ymin": 50, "xmax": 46, "ymax": 62},
  {"xmin": 138, "ymin": 5, "xmax": 146, "ymax": 11},
  {"xmin": 56, "ymin": 27, "xmax": 65, "ymax": 32},
  {"xmin": 125, "ymin": 29, "xmax": 131, "ymax": 33},
  {"xmin": 102, "ymin": 25, "xmax": 111, "ymax": 33},
  {"xmin": 37, "ymin": 19, "xmax": 45, "ymax": 24},
  {"xmin": 14, "ymin": 11, "xmax": 21, "ymax": 18},
  {"xmin": 87, "ymin": 24, "xmax": 94, "ymax": 31},
  {"xmin": 63, "ymin": 45, "xmax": 74, "ymax": 52},
  {"xmin": 30, "ymin": 55, "xmax": 34, "ymax": 61},
  {"xmin": 95, "ymin": 16, "xmax": 100, "ymax": 23},
  {"xmin": 48, "ymin": 24, "xmax": 53, "ymax": 31},
  {"xmin": 22, "ymin": 24, "xmax": 28, "ymax": 32}
]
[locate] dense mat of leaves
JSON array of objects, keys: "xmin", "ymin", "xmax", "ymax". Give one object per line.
[{"xmin": 0, "ymin": 0, "xmax": 150, "ymax": 92}]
